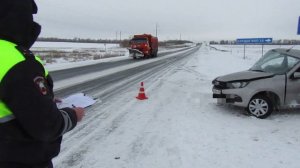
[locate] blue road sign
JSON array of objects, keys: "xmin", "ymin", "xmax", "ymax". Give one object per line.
[
  {"xmin": 298, "ymin": 16, "xmax": 300, "ymax": 35},
  {"xmin": 236, "ymin": 38, "xmax": 273, "ymax": 44}
]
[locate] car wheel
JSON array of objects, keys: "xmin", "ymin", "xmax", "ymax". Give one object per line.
[{"xmin": 247, "ymin": 95, "xmax": 273, "ymax": 119}]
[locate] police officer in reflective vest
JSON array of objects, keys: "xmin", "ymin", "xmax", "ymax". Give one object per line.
[{"xmin": 0, "ymin": 0, "xmax": 85, "ymax": 167}]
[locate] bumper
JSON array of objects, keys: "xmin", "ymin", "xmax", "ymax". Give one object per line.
[
  {"xmin": 128, "ymin": 49, "xmax": 145, "ymax": 58},
  {"xmin": 212, "ymin": 87, "xmax": 250, "ymax": 107}
]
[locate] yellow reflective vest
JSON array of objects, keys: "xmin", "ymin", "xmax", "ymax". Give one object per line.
[{"xmin": 0, "ymin": 39, "xmax": 47, "ymax": 123}]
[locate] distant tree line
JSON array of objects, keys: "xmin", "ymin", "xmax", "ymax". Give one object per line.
[
  {"xmin": 159, "ymin": 40, "xmax": 193, "ymax": 46},
  {"xmin": 37, "ymin": 37, "xmax": 193, "ymax": 48},
  {"xmin": 120, "ymin": 39, "xmax": 193, "ymax": 48},
  {"xmin": 37, "ymin": 37, "xmax": 121, "ymax": 44},
  {"xmin": 209, "ymin": 39, "xmax": 300, "ymax": 45}
]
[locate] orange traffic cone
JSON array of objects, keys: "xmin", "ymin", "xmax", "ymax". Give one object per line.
[{"xmin": 136, "ymin": 82, "xmax": 148, "ymax": 100}]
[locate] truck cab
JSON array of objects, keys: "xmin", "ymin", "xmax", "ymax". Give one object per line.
[{"xmin": 129, "ymin": 34, "xmax": 158, "ymax": 59}]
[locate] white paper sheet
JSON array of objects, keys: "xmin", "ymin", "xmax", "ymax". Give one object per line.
[{"xmin": 56, "ymin": 93, "xmax": 96, "ymax": 109}]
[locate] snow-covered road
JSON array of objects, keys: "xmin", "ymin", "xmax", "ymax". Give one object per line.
[{"xmin": 54, "ymin": 44, "xmax": 300, "ymax": 168}]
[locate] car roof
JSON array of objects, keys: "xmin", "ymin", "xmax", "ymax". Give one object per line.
[{"xmin": 273, "ymin": 48, "xmax": 300, "ymax": 58}]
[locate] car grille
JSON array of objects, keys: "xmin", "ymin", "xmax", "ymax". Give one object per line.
[{"xmin": 212, "ymin": 80, "xmax": 227, "ymax": 89}]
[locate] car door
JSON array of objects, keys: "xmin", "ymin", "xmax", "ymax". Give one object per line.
[{"xmin": 285, "ymin": 63, "xmax": 300, "ymax": 107}]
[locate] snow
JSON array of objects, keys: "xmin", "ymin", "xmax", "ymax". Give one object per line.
[
  {"xmin": 51, "ymin": 44, "xmax": 300, "ymax": 168},
  {"xmin": 45, "ymin": 56, "xmax": 129, "ymax": 72},
  {"xmin": 32, "ymin": 41, "xmax": 117, "ymax": 49}
]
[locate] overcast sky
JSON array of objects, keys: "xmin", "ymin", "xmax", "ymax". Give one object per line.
[{"xmin": 35, "ymin": 0, "xmax": 300, "ymax": 41}]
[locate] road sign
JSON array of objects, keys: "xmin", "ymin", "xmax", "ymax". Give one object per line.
[
  {"xmin": 298, "ymin": 16, "xmax": 300, "ymax": 35},
  {"xmin": 236, "ymin": 38, "xmax": 273, "ymax": 44}
]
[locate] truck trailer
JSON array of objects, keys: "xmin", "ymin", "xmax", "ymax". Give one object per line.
[{"xmin": 128, "ymin": 34, "xmax": 158, "ymax": 59}]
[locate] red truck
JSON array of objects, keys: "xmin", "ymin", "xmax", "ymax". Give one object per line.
[{"xmin": 128, "ymin": 34, "xmax": 158, "ymax": 59}]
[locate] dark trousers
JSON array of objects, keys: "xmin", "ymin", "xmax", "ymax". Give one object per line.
[{"xmin": 0, "ymin": 161, "xmax": 53, "ymax": 168}]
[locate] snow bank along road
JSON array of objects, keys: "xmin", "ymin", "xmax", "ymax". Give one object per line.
[{"xmin": 52, "ymin": 45, "xmax": 200, "ymax": 97}]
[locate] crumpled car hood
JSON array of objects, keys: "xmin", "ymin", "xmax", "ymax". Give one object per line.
[{"xmin": 216, "ymin": 70, "xmax": 274, "ymax": 82}]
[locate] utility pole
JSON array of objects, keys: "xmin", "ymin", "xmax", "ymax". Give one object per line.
[
  {"xmin": 155, "ymin": 23, "xmax": 158, "ymax": 37},
  {"xmin": 116, "ymin": 31, "xmax": 118, "ymax": 47},
  {"xmin": 120, "ymin": 31, "xmax": 122, "ymax": 41}
]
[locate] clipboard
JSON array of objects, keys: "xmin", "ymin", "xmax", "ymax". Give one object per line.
[{"xmin": 56, "ymin": 93, "xmax": 97, "ymax": 109}]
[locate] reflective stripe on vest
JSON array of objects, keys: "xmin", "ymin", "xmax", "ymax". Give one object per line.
[
  {"xmin": 35, "ymin": 55, "xmax": 49, "ymax": 76},
  {"xmin": 0, "ymin": 40, "xmax": 25, "ymax": 123},
  {"xmin": 0, "ymin": 40, "xmax": 48, "ymax": 123}
]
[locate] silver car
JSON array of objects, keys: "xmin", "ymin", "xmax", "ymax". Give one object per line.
[{"xmin": 212, "ymin": 48, "xmax": 300, "ymax": 118}]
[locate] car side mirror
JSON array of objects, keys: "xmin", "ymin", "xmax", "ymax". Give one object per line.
[{"xmin": 292, "ymin": 72, "xmax": 300, "ymax": 79}]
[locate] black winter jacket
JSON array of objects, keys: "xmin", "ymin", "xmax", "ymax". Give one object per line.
[
  {"xmin": 0, "ymin": 46, "xmax": 78, "ymax": 164},
  {"xmin": 0, "ymin": 0, "xmax": 77, "ymax": 164}
]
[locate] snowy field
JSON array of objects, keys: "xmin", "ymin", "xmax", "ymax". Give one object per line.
[
  {"xmin": 32, "ymin": 41, "xmax": 118, "ymax": 49},
  {"xmin": 31, "ymin": 41, "xmax": 128, "ymax": 65},
  {"xmin": 52, "ymin": 44, "xmax": 300, "ymax": 168}
]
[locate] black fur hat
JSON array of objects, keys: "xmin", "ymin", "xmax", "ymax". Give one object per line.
[{"xmin": 0, "ymin": 0, "xmax": 41, "ymax": 48}]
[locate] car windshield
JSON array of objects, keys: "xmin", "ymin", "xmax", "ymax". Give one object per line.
[
  {"xmin": 130, "ymin": 38, "xmax": 148, "ymax": 44},
  {"xmin": 250, "ymin": 50, "xmax": 300, "ymax": 74}
]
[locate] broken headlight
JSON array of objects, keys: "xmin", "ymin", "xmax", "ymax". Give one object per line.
[{"xmin": 227, "ymin": 81, "xmax": 249, "ymax": 89}]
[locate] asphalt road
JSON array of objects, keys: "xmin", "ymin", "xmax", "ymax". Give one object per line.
[
  {"xmin": 50, "ymin": 47, "xmax": 194, "ymax": 81},
  {"xmin": 53, "ymin": 45, "xmax": 201, "ymax": 98}
]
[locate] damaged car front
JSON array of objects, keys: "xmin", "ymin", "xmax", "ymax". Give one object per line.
[
  {"xmin": 212, "ymin": 71, "xmax": 275, "ymax": 107},
  {"xmin": 212, "ymin": 49, "xmax": 300, "ymax": 119}
]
